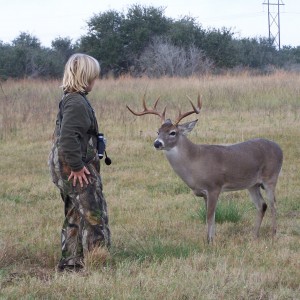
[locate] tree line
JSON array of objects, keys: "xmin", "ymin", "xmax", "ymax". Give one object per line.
[{"xmin": 1, "ymin": 5, "xmax": 300, "ymax": 79}]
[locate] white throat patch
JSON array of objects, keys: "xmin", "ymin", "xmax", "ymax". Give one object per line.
[{"xmin": 166, "ymin": 146, "xmax": 179, "ymax": 156}]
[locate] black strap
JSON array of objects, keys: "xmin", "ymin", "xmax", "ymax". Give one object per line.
[{"xmin": 55, "ymin": 95, "xmax": 65, "ymax": 129}]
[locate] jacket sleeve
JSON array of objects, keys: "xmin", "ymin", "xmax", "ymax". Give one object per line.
[{"xmin": 59, "ymin": 95, "xmax": 91, "ymax": 172}]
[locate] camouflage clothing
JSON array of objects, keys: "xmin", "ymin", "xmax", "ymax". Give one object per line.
[{"xmin": 48, "ymin": 94, "xmax": 110, "ymax": 269}]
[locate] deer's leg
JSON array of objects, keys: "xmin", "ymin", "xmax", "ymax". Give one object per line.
[
  {"xmin": 206, "ymin": 190, "xmax": 219, "ymax": 244},
  {"xmin": 263, "ymin": 183, "xmax": 277, "ymax": 236},
  {"xmin": 248, "ymin": 185, "xmax": 267, "ymax": 238}
]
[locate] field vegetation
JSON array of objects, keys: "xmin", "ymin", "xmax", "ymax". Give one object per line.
[{"xmin": 0, "ymin": 72, "xmax": 299, "ymax": 299}]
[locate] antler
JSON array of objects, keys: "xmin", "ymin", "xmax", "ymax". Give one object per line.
[
  {"xmin": 174, "ymin": 94, "xmax": 202, "ymax": 125},
  {"xmin": 126, "ymin": 95, "xmax": 166, "ymax": 124}
]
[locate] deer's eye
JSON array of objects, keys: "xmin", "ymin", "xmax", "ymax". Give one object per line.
[{"xmin": 169, "ymin": 131, "xmax": 176, "ymax": 136}]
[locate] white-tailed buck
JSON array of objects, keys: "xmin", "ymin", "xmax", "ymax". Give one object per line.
[{"xmin": 127, "ymin": 95, "xmax": 283, "ymax": 243}]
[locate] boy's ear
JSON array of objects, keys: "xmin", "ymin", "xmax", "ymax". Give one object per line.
[{"xmin": 177, "ymin": 120, "xmax": 198, "ymax": 135}]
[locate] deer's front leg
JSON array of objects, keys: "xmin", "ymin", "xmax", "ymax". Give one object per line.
[{"xmin": 206, "ymin": 190, "xmax": 220, "ymax": 244}]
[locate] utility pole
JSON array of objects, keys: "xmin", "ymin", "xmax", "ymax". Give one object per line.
[{"xmin": 263, "ymin": 0, "xmax": 285, "ymax": 49}]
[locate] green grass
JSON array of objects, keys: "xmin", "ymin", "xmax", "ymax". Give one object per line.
[
  {"xmin": 111, "ymin": 237, "xmax": 200, "ymax": 263},
  {"xmin": 196, "ymin": 198, "xmax": 245, "ymax": 224},
  {"xmin": 0, "ymin": 72, "xmax": 300, "ymax": 299}
]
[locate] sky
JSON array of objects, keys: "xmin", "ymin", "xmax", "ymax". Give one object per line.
[{"xmin": 0, "ymin": 0, "xmax": 299, "ymax": 48}]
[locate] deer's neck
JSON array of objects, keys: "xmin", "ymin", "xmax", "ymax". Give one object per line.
[
  {"xmin": 166, "ymin": 134, "xmax": 197, "ymax": 155},
  {"xmin": 164, "ymin": 136, "xmax": 199, "ymax": 187}
]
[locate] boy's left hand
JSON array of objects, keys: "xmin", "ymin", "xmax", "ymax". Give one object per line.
[{"xmin": 68, "ymin": 166, "xmax": 90, "ymax": 187}]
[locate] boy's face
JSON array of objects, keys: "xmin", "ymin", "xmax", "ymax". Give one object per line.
[{"xmin": 86, "ymin": 78, "xmax": 97, "ymax": 92}]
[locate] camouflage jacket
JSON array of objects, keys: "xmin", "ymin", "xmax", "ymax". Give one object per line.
[{"xmin": 54, "ymin": 92, "xmax": 99, "ymax": 172}]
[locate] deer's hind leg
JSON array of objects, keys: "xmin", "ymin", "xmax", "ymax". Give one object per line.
[{"xmin": 248, "ymin": 185, "xmax": 267, "ymax": 238}]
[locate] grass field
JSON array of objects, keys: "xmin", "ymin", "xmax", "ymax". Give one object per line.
[{"xmin": 0, "ymin": 72, "xmax": 299, "ymax": 299}]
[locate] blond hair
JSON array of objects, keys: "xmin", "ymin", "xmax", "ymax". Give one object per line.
[{"xmin": 62, "ymin": 53, "xmax": 100, "ymax": 93}]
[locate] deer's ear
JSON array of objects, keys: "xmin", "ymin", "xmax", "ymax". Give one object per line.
[{"xmin": 178, "ymin": 120, "xmax": 198, "ymax": 135}]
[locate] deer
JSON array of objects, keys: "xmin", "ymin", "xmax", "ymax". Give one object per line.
[{"xmin": 126, "ymin": 95, "xmax": 283, "ymax": 243}]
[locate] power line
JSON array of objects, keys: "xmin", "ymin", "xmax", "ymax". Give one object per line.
[{"xmin": 263, "ymin": 0, "xmax": 285, "ymax": 49}]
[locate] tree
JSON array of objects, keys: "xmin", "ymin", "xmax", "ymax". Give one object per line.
[
  {"xmin": 51, "ymin": 37, "xmax": 75, "ymax": 62},
  {"xmin": 168, "ymin": 16, "xmax": 205, "ymax": 49},
  {"xmin": 79, "ymin": 5, "xmax": 171, "ymax": 76},
  {"xmin": 0, "ymin": 42, "xmax": 14, "ymax": 79},
  {"xmin": 10, "ymin": 32, "xmax": 44, "ymax": 77},
  {"xmin": 202, "ymin": 27, "xmax": 237, "ymax": 68},
  {"xmin": 80, "ymin": 10, "xmax": 125, "ymax": 75},
  {"xmin": 234, "ymin": 37, "xmax": 277, "ymax": 68},
  {"xmin": 1, "ymin": 32, "xmax": 70, "ymax": 78},
  {"xmin": 12, "ymin": 32, "xmax": 41, "ymax": 49},
  {"xmin": 122, "ymin": 4, "xmax": 171, "ymax": 59},
  {"xmin": 138, "ymin": 36, "xmax": 213, "ymax": 77},
  {"xmin": 0, "ymin": 5, "xmax": 299, "ymax": 79}
]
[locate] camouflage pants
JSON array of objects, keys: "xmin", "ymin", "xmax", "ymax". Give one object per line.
[{"xmin": 48, "ymin": 140, "xmax": 111, "ymax": 268}]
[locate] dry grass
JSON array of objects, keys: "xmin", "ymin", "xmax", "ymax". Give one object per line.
[{"xmin": 0, "ymin": 72, "xmax": 300, "ymax": 299}]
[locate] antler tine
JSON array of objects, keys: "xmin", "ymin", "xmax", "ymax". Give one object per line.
[
  {"xmin": 197, "ymin": 93, "xmax": 203, "ymax": 110},
  {"xmin": 153, "ymin": 96, "xmax": 160, "ymax": 109},
  {"xmin": 126, "ymin": 104, "xmax": 140, "ymax": 116},
  {"xmin": 186, "ymin": 94, "xmax": 202, "ymax": 111},
  {"xmin": 174, "ymin": 95, "xmax": 202, "ymax": 125},
  {"xmin": 161, "ymin": 105, "xmax": 167, "ymax": 123},
  {"xmin": 126, "ymin": 96, "xmax": 166, "ymax": 123},
  {"xmin": 142, "ymin": 93, "xmax": 148, "ymax": 111}
]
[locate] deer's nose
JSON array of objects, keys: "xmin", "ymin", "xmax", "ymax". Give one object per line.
[{"xmin": 154, "ymin": 140, "xmax": 163, "ymax": 149}]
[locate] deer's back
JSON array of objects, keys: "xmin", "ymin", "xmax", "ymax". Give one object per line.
[
  {"xmin": 192, "ymin": 138, "xmax": 283, "ymax": 192},
  {"xmin": 227, "ymin": 138, "xmax": 282, "ymax": 167}
]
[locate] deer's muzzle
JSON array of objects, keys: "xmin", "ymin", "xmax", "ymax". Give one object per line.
[{"xmin": 154, "ymin": 139, "xmax": 163, "ymax": 149}]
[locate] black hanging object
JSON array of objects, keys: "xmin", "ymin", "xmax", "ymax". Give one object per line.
[{"xmin": 104, "ymin": 151, "xmax": 112, "ymax": 165}]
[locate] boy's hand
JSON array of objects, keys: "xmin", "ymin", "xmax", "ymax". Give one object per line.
[{"xmin": 68, "ymin": 166, "xmax": 90, "ymax": 187}]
